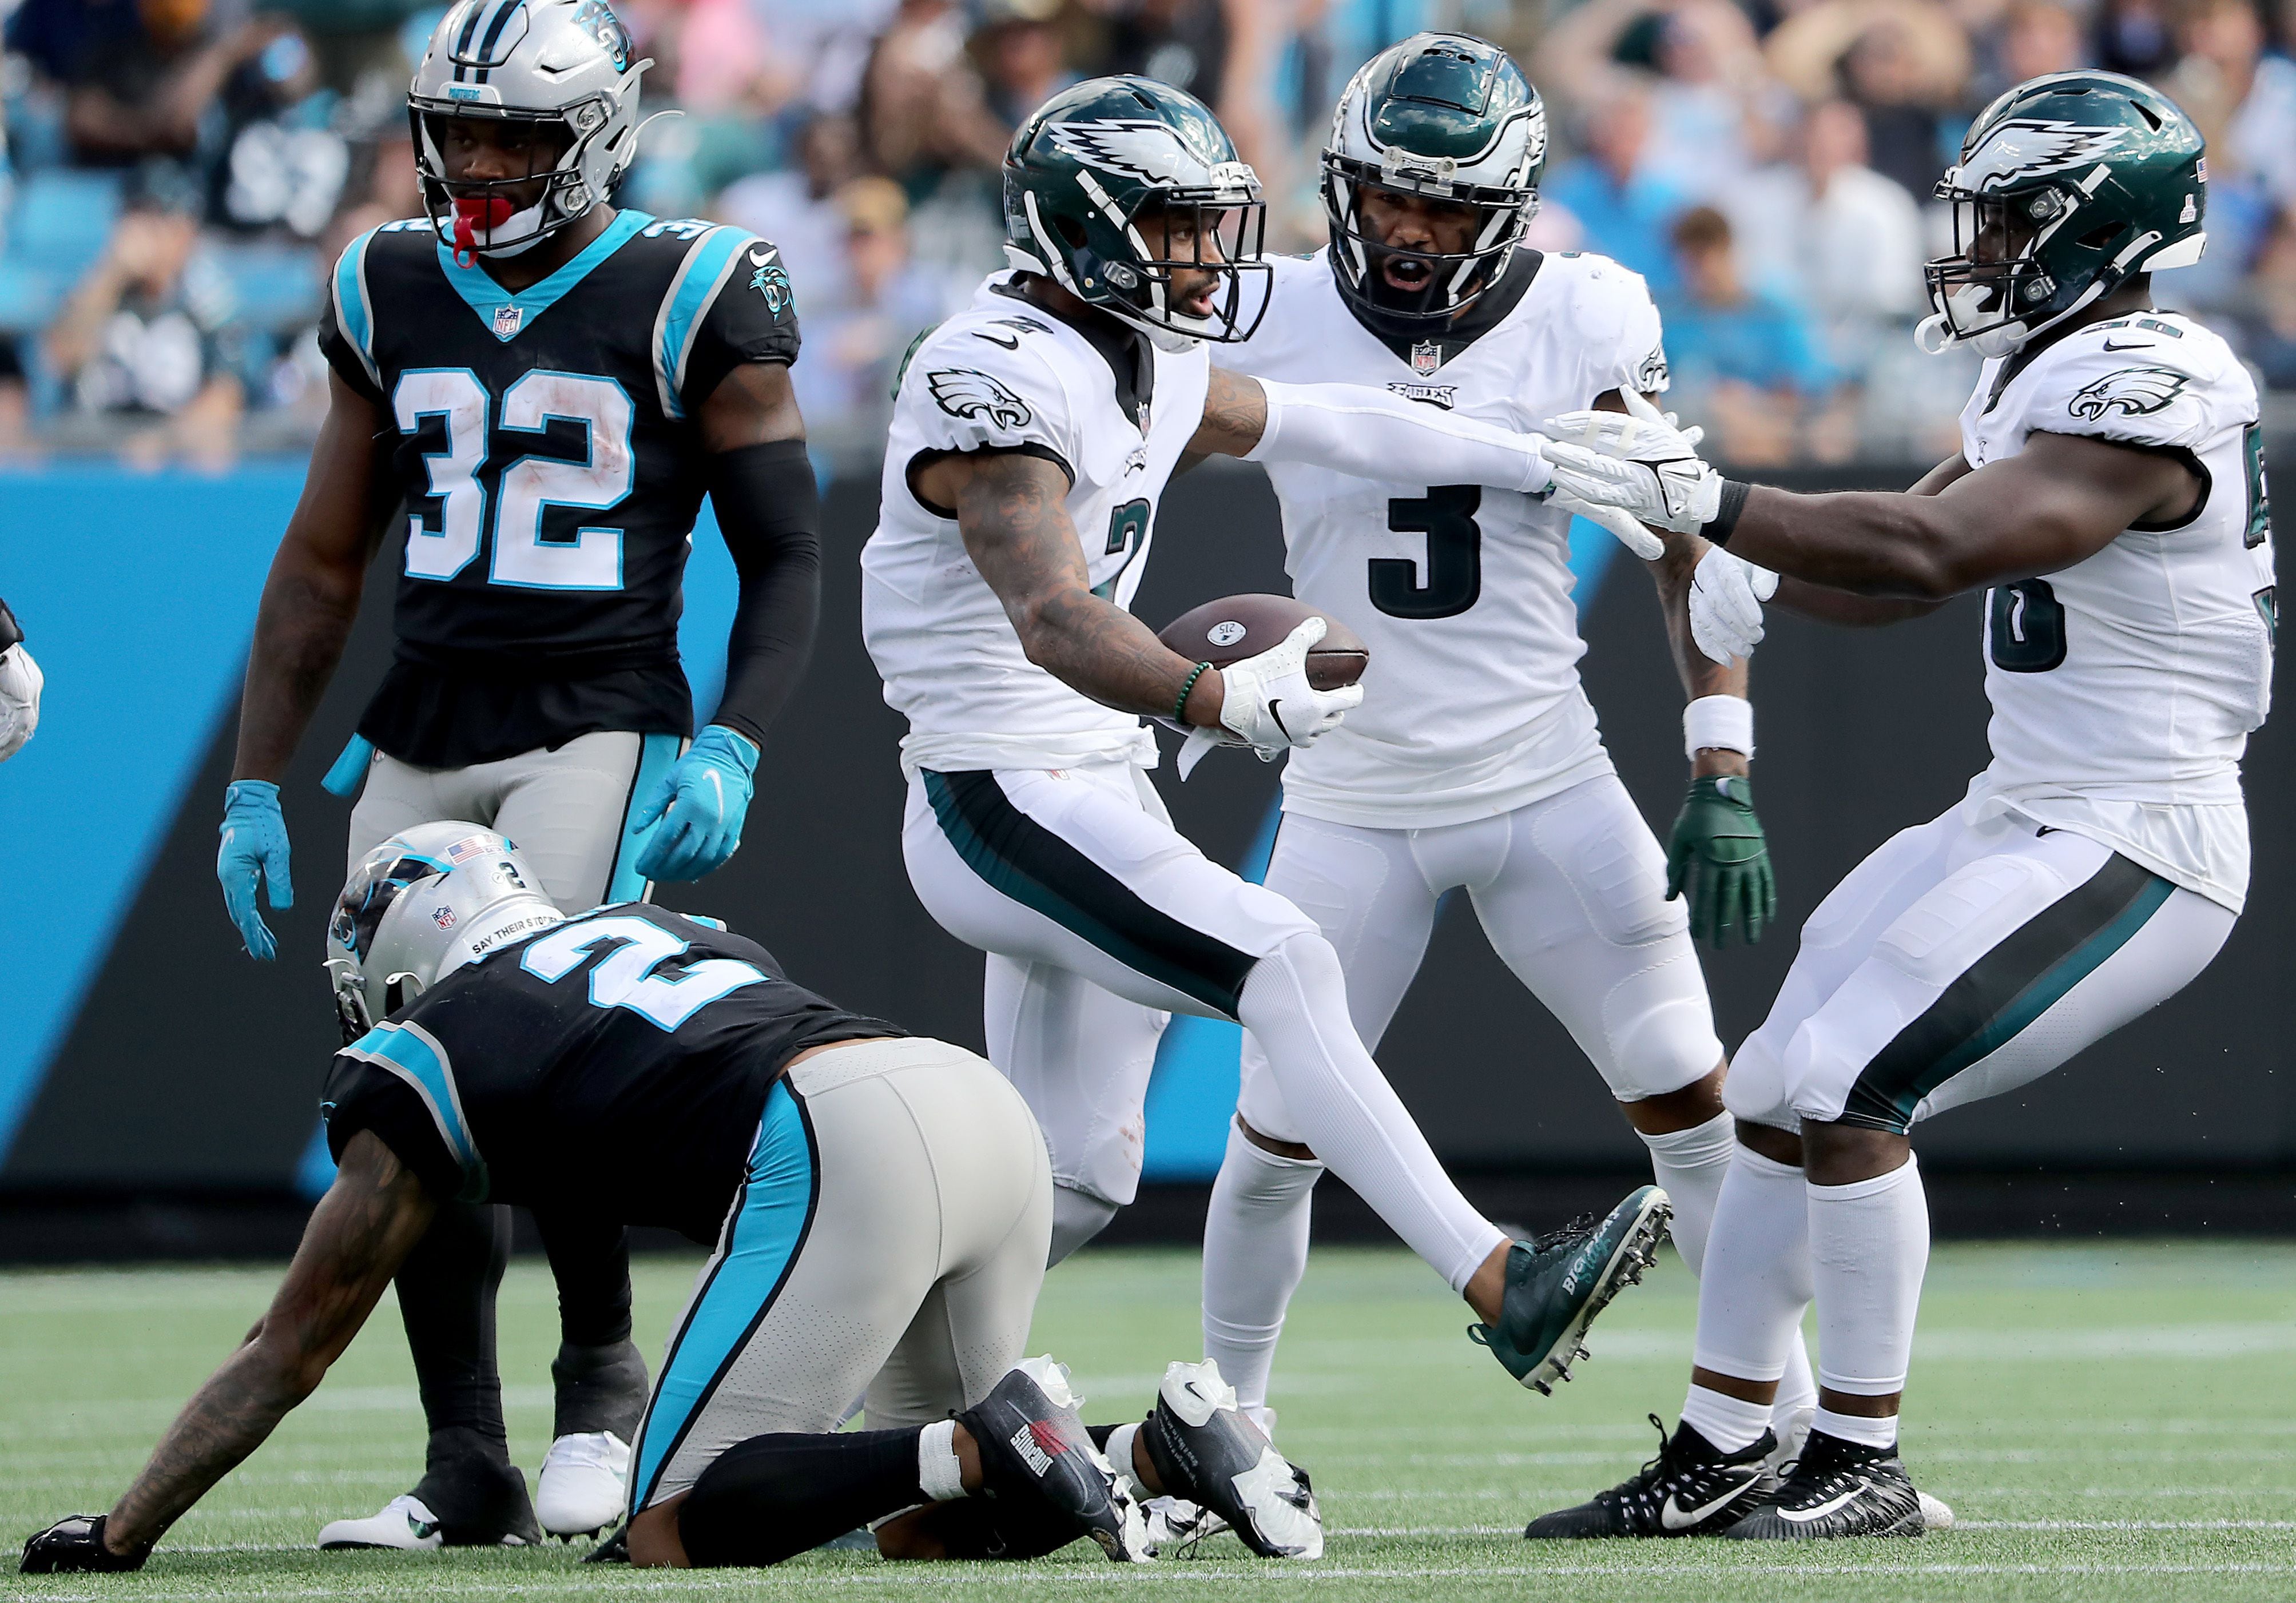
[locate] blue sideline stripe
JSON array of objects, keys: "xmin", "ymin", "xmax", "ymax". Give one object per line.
[
  {"xmin": 631, "ymin": 1080, "xmax": 815, "ymax": 1509},
  {"xmin": 608, "ymin": 733, "xmax": 688, "ymax": 903},
  {"xmin": 1137, "ymin": 515, "xmax": 1622, "ymax": 1181},
  {"xmin": 0, "ymin": 463, "xmax": 311, "ymax": 1165}
]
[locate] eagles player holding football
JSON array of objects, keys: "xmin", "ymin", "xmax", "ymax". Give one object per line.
[
  {"xmin": 21, "ymin": 828, "xmax": 1322, "ymax": 1573},
  {"xmin": 1198, "ymin": 34, "xmax": 1801, "ymax": 1453},
  {"xmin": 213, "ymin": 0, "xmax": 824, "ymax": 1549},
  {"xmin": 1530, "ymin": 72, "xmax": 2270, "ymax": 1538},
  {"xmin": 865, "ymin": 73, "xmax": 1673, "ymax": 1402}
]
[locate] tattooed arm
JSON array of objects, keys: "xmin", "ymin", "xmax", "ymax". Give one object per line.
[
  {"xmin": 99, "ymin": 1131, "xmax": 436, "ymax": 1557},
  {"xmin": 231, "ymin": 369, "xmax": 396, "ymax": 783},
  {"xmin": 911, "ymin": 450, "xmax": 1228, "ymax": 727}
]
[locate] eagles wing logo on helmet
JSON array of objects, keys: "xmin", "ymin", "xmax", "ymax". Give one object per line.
[
  {"xmin": 2068, "ymin": 365, "xmax": 2191, "ymax": 420},
  {"xmin": 927, "ymin": 369, "xmax": 1033, "ymax": 430},
  {"xmin": 1965, "ymin": 119, "xmax": 2130, "ymax": 187},
  {"xmin": 1045, "ymin": 119, "xmax": 1207, "ymax": 186}
]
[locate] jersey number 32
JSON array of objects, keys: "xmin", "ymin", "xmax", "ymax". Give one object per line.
[{"xmin": 395, "ymin": 369, "xmax": 636, "ymax": 591}]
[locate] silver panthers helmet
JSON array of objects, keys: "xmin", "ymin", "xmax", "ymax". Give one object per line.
[
  {"xmin": 408, "ymin": 0, "xmax": 652, "ymax": 260},
  {"xmin": 326, "ymin": 822, "xmax": 564, "ymax": 1043}
]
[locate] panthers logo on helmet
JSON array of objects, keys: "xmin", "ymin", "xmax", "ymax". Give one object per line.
[
  {"xmin": 1963, "ymin": 119, "xmax": 2130, "ymax": 188},
  {"xmin": 2068, "ymin": 365, "xmax": 2190, "ymax": 420},
  {"xmin": 927, "ymin": 369, "xmax": 1033, "ymax": 431},
  {"xmin": 570, "ymin": 0, "xmax": 631, "ymax": 70}
]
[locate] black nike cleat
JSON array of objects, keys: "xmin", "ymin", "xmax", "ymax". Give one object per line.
[
  {"xmin": 1724, "ymin": 1429, "xmax": 1925, "ymax": 1540},
  {"xmin": 1525, "ymin": 1415, "xmax": 1778, "ymax": 1539},
  {"xmin": 1471, "ymin": 1185, "xmax": 1672, "ymax": 1393},
  {"xmin": 1138, "ymin": 1361, "xmax": 1321, "ymax": 1558},
  {"xmin": 957, "ymin": 1357, "xmax": 1150, "ymax": 1563}
]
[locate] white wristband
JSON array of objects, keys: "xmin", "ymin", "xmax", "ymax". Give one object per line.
[
  {"xmin": 917, "ymin": 1418, "xmax": 966, "ymax": 1501},
  {"xmin": 1683, "ymin": 695, "xmax": 1754, "ymax": 759}
]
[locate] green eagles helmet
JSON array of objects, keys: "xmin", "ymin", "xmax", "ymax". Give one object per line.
[
  {"xmin": 1920, "ymin": 70, "xmax": 2207, "ymax": 359},
  {"xmin": 1321, "ymin": 33, "xmax": 1546, "ymax": 331},
  {"xmin": 1004, "ymin": 75, "xmax": 1270, "ymax": 349}
]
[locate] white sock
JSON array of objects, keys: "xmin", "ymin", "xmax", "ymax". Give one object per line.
[
  {"xmin": 1812, "ymin": 1405, "xmax": 1897, "ymax": 1451},
  {"xmin": 1678, "ymin": 1383, "xmax": 1773, "ymax": 1454},
  {"xmin": 1047, "ymin": 1186, "xmax": 1119, "ymax": 1267},
  {"xmin": 1774, "ymin": 1333, "xmax": 1818, "ymax": 1442},
  {"xmin": 1236, "ymin": 933, "xmax": 1506, "ymax": 1292},
  {"xmin": 1808, "ymin": 1152, "xmax": 1928, "ymax": 1402},
  {"xmin": 1691, "ymin": 1145, "xmax": 1814, "ymax": 1385},
  {"xmin": 1637, "ymin": 1111, "xmax": 1733, "ymax": 1275},
  {"xmin": 1201, "ymin": 1120, "xmax": 1323, "ymax": 1414},
  {"xmin": 916, "ymin": 1419, "xmax": 965, "ymax": 1501},
  {"xmin": 1103, "ymin": 1422, "xmax": 1142, "ymax": 1483}
]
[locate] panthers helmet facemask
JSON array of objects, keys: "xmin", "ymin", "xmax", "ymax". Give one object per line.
[
  {"xmin": 325, "ymin": 822, "xmax": 563, "ymax": 1044},
  {"xmin": 1918, "ymin": 70, "xmax": 2207, "ymax": 359},
  {"xmin": 1321, "ymin": 34, "xmax": 1545, "ymax": 333},
  {"xmin": 409, "ymin": 0, "xmax": 653, "ymax": 264},
  {"xmin": 1004, "ymin": 75, "xmax": 1270, "ymax": 352}
]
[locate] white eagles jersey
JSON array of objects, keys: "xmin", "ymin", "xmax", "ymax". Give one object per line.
[
  {"xmin": 1959, "ymin": 311, "xmax": 2273, "ymax": 912},
  {"xmin": 862, "ymin": 271, "xmax": 1210, "ymax": 778},
  {"xmin": 1213, "ymin": 248, "xmax": 1670, "ymax": 828}
]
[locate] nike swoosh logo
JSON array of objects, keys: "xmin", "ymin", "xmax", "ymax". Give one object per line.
[
  {"xmin": 974, "ymin": 331, "xmax": 1019, "ymax": 349},
  {"xmin": 1777, "ymin": 1480, "xmax": 1869, "ymax": 1523},
  {"xmin": 1266, "ymin": 699, "xmax": 1292, "ymax": 739},
  {"xmin": 748, "ymin": 246, "xmax": 777, "ymax": 266},
  {"xmin": 705, "ymin": 770, "xmax": 724, "ymax": 810},
  {"xmin": 1660, "ymin": 1477, "xmax": 1753, "ymax": 1530},
  {"xmin": 2102, "ymin": 340, "xmax": 2154, "ymax": 352}
]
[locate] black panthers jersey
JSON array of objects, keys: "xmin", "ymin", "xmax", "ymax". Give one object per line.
[
  {"xmin": 320, "ymin": 905, "xmax": 898, "ymax": 1241},
  {"xmin": 317, "ymin": 210, "xmax": 801, "ymax": 767}
]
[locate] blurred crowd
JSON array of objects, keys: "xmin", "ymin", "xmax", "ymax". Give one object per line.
[{"xmin": 0, "ymin": 0, "xmax": 2289, "ymax": 469}]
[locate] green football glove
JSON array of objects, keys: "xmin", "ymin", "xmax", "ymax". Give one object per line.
[{"xmin": 1667, "ymin": 774, "xmax": 1776, "ymax": 948}]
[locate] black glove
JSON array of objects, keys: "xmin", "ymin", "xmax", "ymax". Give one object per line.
[{"xmin": 21, "ymin": 1514, "xmax": 149, "ymax": 1573}]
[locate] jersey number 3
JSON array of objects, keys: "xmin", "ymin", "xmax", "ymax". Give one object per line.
[
  {"xmin": 521, "ymin": 915, "xmax": 768, "ymax": 1032},
  {"xmin": 395, "ymin": 369, "xmax": 637, "ymax": 591},
  {"xmin": 1373, "ymin": 486, "xmax": 1481, "ymax": 619}
]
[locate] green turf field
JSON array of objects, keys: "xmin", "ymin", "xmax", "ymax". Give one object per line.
[{"xmin": 6, "ymin": 1240, "xmax": 2293, "ymax": 1601}]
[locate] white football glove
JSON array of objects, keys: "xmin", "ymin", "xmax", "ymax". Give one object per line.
[
  {"xmin": 1177, "ymin": 617, "xmax": 1364, "ymax": 779},
  {"xmin": 0, "ymin": 643, "xmax": 42, "ymax": 763},
  {"xmin": 1688, "ymin": 546, "xmax": 1779, "ymax": 665},
  {"xmin": 1541, "ymin": 389, "xmax": 1724, "ymax": 541}
]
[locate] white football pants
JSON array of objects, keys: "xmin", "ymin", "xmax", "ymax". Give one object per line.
[
  {"xmin": 902, "ymin": 758, "xmax": 1506, "ymax": 1291},
  {"xmin": 1234, "ymin": 774, "xmax": 1723, "ymax": 1145},
  {"xmin": 346, "ymin": 730, "xmax": 685, "ymax": 914},
  {"xmin": 1725, "ymin": 795, "xmax": 2234, "ymax": 1135}
]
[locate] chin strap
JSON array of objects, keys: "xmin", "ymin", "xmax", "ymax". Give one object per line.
[{"xmin": 451, "ymin": 196, "xmax": 517, "ymax": 266}]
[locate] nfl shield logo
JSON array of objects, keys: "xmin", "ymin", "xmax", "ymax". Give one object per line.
[
  {"xmin": 1411, "ymin": 340, "xmax": 1443, "ymax": 376},
  {"xmin": 432, "ymin": 906, "xmax": 458, "ymax": 930},
  {"xmin": 493, "ymin": 304, "xmax": 523, "ymax": 339}
]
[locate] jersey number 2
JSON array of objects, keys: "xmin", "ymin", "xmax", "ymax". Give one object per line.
[
  {"xmin": 1372, "ymin": 486, "xmax": 1481, "ymax": 619},
  {"xmin": 521, "ymin": 915, "xmax": 768, "ymax": 1032},
  {"xmin": 395, "ymin": 369, "xmax": 636, "ymax": 591}
]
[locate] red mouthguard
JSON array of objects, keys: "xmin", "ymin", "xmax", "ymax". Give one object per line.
[{"xmin": 451, "ymin": 196, "xmax": 517, "ymax": 266}]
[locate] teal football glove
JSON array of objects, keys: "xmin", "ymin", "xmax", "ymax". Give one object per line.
[
  {"xmin": 217, "ymin": 779, "xmax": 293, "ymax": 961},
  {"xmin": 1667, "ymin": 774, "xmax": 1775, "ymax": 948},
  {"xmin": 632, "ymin": 726, "xmax": 758, "ymax": 882}
]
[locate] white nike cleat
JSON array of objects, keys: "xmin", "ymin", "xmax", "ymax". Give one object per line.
[
  {"xmin": 1142, "ymin": 1495, "xmax": 1229, "ymax": 1554},
  {"xmin": 536, "ymin": 1431, "xmax": 631, "ymax": 1539},
  {"xmin": 317, "ymin": 1494, "xmax": 447, "ymax": 1551}
]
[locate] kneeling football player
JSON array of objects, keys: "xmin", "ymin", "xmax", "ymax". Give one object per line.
[{"xmin": 21, "ymin": 828, "xmax": 1317, "ymax": 1572}]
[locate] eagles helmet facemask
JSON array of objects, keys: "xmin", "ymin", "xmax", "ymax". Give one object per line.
[
  {"xmin": 325, "ymin": 822, "xmax": 563, "ymax": 1044},
  {"xmin": 409, "ymin": 0, "xmax": 653, "ymax": 263},
  {"xmin": 1321, "ymin": 33, "xmax": 1546, "ymax": 332},
  {"xmin": 1919, "ymin": 70, "xmax": 2207, "ymax": 359},
  {"xmin": 1004, "ymin": 75, "xmax": 1270, "ymax": 351}
]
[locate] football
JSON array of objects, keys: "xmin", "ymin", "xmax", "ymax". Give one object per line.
[{"xmin": 1157, "ymin": 594, "xmax": 1370, "ymax": 691}]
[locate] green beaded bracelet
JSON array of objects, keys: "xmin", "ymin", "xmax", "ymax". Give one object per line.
[{"xmin": 1175, "ymin": 661, "xmax": 1212, "ymax": 726}]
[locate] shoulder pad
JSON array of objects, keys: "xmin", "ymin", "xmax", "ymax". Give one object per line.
[{"xmin": 2021, "ymin": 316, "xmax": 2254, "ymax": 449}]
